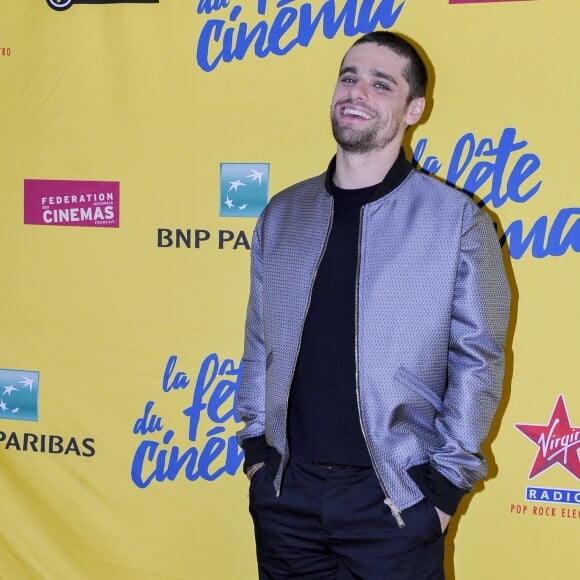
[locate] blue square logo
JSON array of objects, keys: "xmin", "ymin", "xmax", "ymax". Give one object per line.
[
  {"xmin": 0, "ymin": 369, "xmax": 39, "ymax": 422},
  {"xmin": 219, "ymin": 163, "xmax": 269, "ymax": 217}
]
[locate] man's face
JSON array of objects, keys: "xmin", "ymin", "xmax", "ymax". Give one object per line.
[{"xmin": 331, "ymin": 42, "xmax": 422, "ymax": 154}]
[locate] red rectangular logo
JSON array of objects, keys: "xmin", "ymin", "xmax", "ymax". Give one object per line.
[
  {"xmin": 24, "ymin": 179, "xmax": 120, "ymax": 228},
  {"xmin": 450, "ymin": 1, "xmax": 533, "ymax": 3}
]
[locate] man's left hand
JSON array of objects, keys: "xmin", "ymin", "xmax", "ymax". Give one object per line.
[{"xmin": 434, "ymin": 507, "xmax": 451, "ymax": 533}]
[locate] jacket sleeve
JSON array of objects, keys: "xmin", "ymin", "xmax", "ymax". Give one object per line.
[
  {"xmin": 429, "ymin": 204, "xmax": 511, "ymax": 494},
  {"xmin": 235, "ymin": 213, "xmax": 269, "ymax": 471}
]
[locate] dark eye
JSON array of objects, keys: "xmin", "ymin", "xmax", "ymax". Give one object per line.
[
  {"xmin": 341, "ymin": 76, "xmax": 356, "ymax": 84},
  {"xmin": 374, "ymin": 82, "xmax": 391, "ymax": 91}
]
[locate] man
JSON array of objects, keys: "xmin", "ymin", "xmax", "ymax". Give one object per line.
[{"xmin": 236, "ymin": 31, "xmax": 510, "ymax": 579}]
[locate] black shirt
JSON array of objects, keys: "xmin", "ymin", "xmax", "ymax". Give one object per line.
[{"xmin": 287, "ymin": 150, "xmax": 412, "ymax": 465}]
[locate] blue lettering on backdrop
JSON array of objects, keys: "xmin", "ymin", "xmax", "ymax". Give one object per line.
[
  {"xmin": 413, "ymin": 128, "xmax": 579, "ymax": 259},
  {"xmin": 131, "ymin": 353, "xmax": 244, "ymax": 488},
  {"xmin": 192, "ymin": 3, "xmax": 577, "ymax": 259},
  {"xmin": 195, "ymin": 0, "xmax": 405, "ymax": 72}
]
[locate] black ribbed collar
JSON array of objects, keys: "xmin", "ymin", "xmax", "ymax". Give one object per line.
[{"xmin": 325, "ymin": 148, "xmax": 413, "ymax": 204}]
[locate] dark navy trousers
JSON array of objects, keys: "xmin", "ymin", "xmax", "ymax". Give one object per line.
[{"xmin": 249, "ymin": 457, "xmax": 446, "ymax": 579}]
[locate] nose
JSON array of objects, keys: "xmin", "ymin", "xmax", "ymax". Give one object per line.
[{"xmin": 349, "ymin": 81, "xmax": 369, "ymax": 102}]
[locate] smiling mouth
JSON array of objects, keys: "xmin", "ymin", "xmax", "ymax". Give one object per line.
[{"xmin": 340, "ymin": 106, "xmax": 373, "ymax": 120}]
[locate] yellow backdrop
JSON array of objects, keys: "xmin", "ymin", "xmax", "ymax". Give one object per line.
[{"xmin": 1, "ymin": 1, "xmax": 578, "ymax": 578}]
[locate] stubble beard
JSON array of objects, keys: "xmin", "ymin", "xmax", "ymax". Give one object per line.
[{"xmin": 330, "ymin": 106, "xmax": 401, "ymax": 154}]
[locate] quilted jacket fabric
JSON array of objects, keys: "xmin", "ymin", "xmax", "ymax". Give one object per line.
[{"xmin": 236, "ymin": 166, "xmax": 511, "ymax": 521}]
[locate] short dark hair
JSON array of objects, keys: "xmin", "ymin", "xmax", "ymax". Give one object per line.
[{"xmin": 349, "ymin": 31, "xmax": 428, "ymax": 102}]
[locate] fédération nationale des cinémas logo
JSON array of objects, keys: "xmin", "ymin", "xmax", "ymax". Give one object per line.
[{"xmin": 24, "ymin": 179, "xmax": 120, "ymax": 228}]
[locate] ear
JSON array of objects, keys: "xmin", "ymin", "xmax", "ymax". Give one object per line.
[{"xmin": 405, "ymin": 97, "xmax": 426, "ymax": 127}]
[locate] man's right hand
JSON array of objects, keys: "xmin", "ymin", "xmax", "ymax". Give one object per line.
[{"xmin": 246, "ymin": 461, "xmax": 266, "ymax": 481}]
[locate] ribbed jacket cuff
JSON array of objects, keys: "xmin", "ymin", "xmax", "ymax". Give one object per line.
[
  {"xmin": 241, "ymin": 434, "xmax": 269, "ymax": 474},
  {"xmin": 408, "ymin": 463, "xmax": 467, "ymax": 515}
]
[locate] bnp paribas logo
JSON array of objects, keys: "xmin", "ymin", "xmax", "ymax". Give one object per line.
[
  {"xmin": 219, "ymin": 163, "xmax": 269, "ymax": 218},
  {"xmin": 0, "ymin": 369, "xmax": 40, "ymax": 422},
  {"xmin": 47, "ymin": 0, "xmax": 158, "ymax": 11}
]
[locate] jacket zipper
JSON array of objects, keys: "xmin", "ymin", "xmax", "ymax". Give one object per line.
[
  {"xmin": 354, "ymin": 206, "xmax": 406, "ymax": 528},
  {"xmin": 274, "ymin": 195, "xmax": 335, "ymax": 497}
]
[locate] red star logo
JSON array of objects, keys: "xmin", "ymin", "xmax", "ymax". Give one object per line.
[{"xmin": 515, "ymin": 395, "xmax": 580, "ymax": 479}]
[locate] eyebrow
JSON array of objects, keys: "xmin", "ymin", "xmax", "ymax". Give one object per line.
[{"xmin": 339, "ymin": 65, "xmax": 399, "ymax": 86}]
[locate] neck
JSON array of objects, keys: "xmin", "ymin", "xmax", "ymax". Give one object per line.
[{"xmin": 333, "ymin": 143, "xmax": 401, "ymax": 189}]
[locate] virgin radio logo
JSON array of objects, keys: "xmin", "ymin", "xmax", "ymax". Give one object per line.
[
  {"xmin": 515, "ymin": 395, "xmax": 580, "ymax": 480},
  {"xmin": 47, "ymin": 0, "xmax": 158, "ymax": 11}
]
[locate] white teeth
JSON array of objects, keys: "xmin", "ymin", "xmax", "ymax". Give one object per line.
[{"xmin": 343, "ymin": 107, "xmax": 372, "ymax": 119}]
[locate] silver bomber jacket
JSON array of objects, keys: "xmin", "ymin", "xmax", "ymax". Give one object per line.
[{"xmin": 236, "ymin": 166, "xmax": 511, "ymax": 522}]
